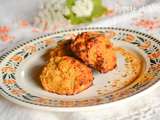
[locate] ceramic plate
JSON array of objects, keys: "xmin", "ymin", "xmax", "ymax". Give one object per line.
[{"xmin": 0, "ymin": 27, "xmax": 159, "ymax": 111}]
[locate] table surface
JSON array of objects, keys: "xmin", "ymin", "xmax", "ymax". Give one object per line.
[{"xmin": 0, "ymin": 0, "xmax": 160, "ymax": 120}]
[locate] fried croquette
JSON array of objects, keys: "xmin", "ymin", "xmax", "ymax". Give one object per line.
[
  {"xmin": 49, "ymin": 39, "xmax": 72, "ymax": 57},
  {"xmin": 40, "ymin": 56, "xmax": 93, "ymax": 95},
  {"xmin": 70, "ymin": 32, "xmax": 117, "ymax": 73}
]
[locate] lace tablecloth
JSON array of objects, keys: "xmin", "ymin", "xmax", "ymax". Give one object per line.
[{"xmin": 0, "ymin": 0, "xmax": 160, "ymax": 120}]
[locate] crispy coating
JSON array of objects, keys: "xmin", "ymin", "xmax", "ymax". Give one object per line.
[
  {"xmin": 40, "ymin": 56, "xmax": 93, "ymax": 95},
  {"xmin": 70, "ymin": 32, "xmax": 116, "ymax": 73},
  {"xmin": 49, "ymin": 39, "xmax": 72, "ymax": 57}
]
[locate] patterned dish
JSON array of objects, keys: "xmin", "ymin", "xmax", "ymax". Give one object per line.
[{"xmin": 0, "ymin": 27, "xmax": 159, "ymax": 111}]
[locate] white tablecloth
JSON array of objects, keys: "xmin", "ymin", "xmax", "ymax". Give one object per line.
[{"xmin": 0, "ymin": 0, "xmax": 160, "ymax": 120}]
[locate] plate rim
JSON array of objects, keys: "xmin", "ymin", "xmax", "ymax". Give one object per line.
[{"xmin": 0, "ymin": 27, "xmax": 160, "ymax": 111}]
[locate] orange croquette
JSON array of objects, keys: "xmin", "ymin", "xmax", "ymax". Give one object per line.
[
  {"xmin": 40, "ymin": 56, "xmax": 93, "ymax": 95},
  {"xmin": 70, "ymin": 32, "xmax": 117, "ymax": 73}
]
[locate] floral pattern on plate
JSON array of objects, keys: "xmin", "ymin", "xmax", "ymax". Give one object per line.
[{"xmin": 0, "ymin": 27, "xmax": 159, "ymax": 110}]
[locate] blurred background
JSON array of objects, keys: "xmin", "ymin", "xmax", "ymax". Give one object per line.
[{"xmin": 0, "ymin": 0, "xmax": 160, "ymax": 120}]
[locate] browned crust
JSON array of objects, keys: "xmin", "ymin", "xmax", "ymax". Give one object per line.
[
  {"xmin": 40, "ymin": 56, "xmax": 93, "ymax": 95},
  {"xmin": 49, "ymin": 39, "xmax": 73, "ymax": 58},
  {"xmin": 70, "ymin": 32, "xmax": 117, "ymax": 73}
]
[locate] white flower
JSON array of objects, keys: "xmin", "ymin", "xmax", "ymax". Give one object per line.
[
  {"xmin": 71, "ymin": 0, "xmax": 94, "ymax": 17},
  {"xmin": 64, "ymin": 6, "xmax": 70, "ymax": 16}
]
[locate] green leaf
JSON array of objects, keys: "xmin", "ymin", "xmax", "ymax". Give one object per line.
[
  {"xmin": 92, "ymin": 6, "xmax": 107, "ymax": 18},
  {"xmin": 70, "ymin": 16, "xmax": 92, "ymax": 24},
  {"xmin": 65, "ymin": 0, "xmax": 107, "ymax": 24},
  {"xmin": 92, "ymin": 0, "xmax": 107, "ymax": 18},
  {"xmin": 92, "ymin": 0, "xmax": 102, "ymax": 5},
  {"xmin": 65, "ymin": 13, "xmax": 92, "ymax": 24},
  {"xmin": 66, "ymin": 0, "xmax": 75, "ymax": 8}
]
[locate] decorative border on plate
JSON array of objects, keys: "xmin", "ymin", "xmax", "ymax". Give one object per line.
[{"xmin": 0, "ymin": 27, "xmax": 159, "ymax": 107}]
